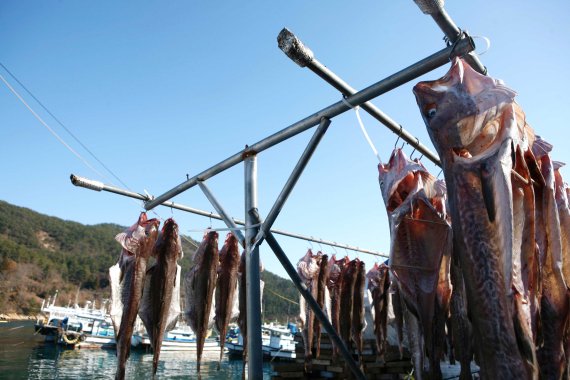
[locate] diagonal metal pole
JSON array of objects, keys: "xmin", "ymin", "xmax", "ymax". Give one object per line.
[
  {"xmin": 249, "ymin": 209, "xmax": 366, "ymax": 380},
  {"xmin": 278, "ymin": 28, "xmax": 441, "ymax": 167},
  {"xmin": 244, "ymin": 154, "xmax": 262, "ymax": 379},
  {"xmin": 254, "ymin": 116, "xmax": 331, "ymax": 246},
  {"xmin": 412, "ymin": 0, "xmax": 486, "ymax": 75},
  {"xmin": 144, "ymin": 37, "xmax": 475, "ymax": 211},
  {"xmin": 197, "ymin": 180, "xmax": 246, "ymax": 247}
]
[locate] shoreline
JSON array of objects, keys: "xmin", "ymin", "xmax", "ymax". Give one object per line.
[{"xmin": 0, "ymin": 313, "xmax": 40, "ymax": 321}]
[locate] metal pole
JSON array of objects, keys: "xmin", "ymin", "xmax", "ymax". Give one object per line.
[
  {"xmin": 70, "ymin": 174, "xmax": 387, "ymax": 257},
  {"xmin": 244, "ymin": 154, "xmax": 262, "ymax": 379},
  {"xmin": 144, "ymin": 37, "xmax": 475, "ymax": 211},
  {"xmin": 278, "ymin": 28, "xmax": 441, "ymax": 167},
  {"xmin": 412, "ymin": 0, "xmax": 487, "ymax": 75},
  {"xmin": 254, "ymin": 117, "xmax": 331, "ymax": 245},
  {"xmin": 249, "ymin": 209, "xmax": 366, "ymax": 380},
  {"xmin": 197, "ymin": 180, "xmax": 246, "ymax": 247}
]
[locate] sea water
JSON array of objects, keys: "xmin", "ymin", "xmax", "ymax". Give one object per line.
[{"xmin": 0, "ymin": 321, "xmax": 272, "ymax": 379}]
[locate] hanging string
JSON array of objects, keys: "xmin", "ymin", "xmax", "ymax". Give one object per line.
[{"xmin": 342, "ymin": 97, "xmax": 383, "ymax": 164}]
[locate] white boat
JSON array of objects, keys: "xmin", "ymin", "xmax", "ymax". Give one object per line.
[
  {"xmin": 225, "ymin": 323, "xmax": 297, "ymax": 360},
  {"xmin": 131, "ymin": 324, "xmax": 221, "ymax": 352},
  {"xmin": 34, "ymin": 293, "xmax": 116, "ymax": 349}
]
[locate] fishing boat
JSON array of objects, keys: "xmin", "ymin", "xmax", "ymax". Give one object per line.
[
  {"xmin": 34, "ymin": 293, "xmax": 116, "ymax": 349},
  {"xmin": 131, "ymin": 323, "xmax": 221, "ymax": 352},
  {"xmin": 225, "ymin": 322, "xmax": 297, "ymax": 360}
]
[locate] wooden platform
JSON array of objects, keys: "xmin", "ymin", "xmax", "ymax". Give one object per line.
[{"xmin": 271, "ymin": 333, "xmax": 413, "ymax": 379}]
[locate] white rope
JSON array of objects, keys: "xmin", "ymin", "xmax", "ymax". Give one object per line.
[{"xmin": 341, "ymin": 97, "xmax": 382, "ymax": 164}]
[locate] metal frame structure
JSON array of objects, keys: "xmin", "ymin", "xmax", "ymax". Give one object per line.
[{"xmin": 70, "ymin": 3, "xmax": 485, "ymax": 378}]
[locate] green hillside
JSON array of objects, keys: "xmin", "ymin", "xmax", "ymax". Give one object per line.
[{"xmin": 0, "ymin": 200, "xmax": 299, "ymax": 322}]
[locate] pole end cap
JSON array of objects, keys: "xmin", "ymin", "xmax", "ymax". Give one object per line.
[{"xmin": 277, "ymin": 28, "xmax": 314, "ymax": 67}]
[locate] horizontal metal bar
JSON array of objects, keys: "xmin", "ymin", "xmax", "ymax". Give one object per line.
[
  {"xmin": 70, "ymin": 174, "xmax": 387, "ymax": 257},
  {"xmin": 143, "ymin": 37, "xmax": 475, "ymax": 211},
  {"xmin": 278, "ymin": 28, "xmax": 441, "ymax": 167}
]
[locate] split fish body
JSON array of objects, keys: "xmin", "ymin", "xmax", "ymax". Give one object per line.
[
  {"xmin": 339, "ymin": 259, "xmax": 358, "ymax": 356},
  {"xmin": 184, "ymin": 230, "xmax": 219, "ymax": 373},
  {"xmin": 297, "ymin": 249, "xmax": 320, "ymax": 370},
  {"xmin": 379, "ymin": 147, "xmax": 450, "ymax": 379},
  {"xmin": 214, "ymin": 233, "xmax": 241, "ymax": 369},
  {"xmin": 553, "ymin": 162, "xmax": 570, "ymax": 378},
  {"xmin": 326, "ymin": 255, "xmax": 349, "ymax": 360},
  {"xmin": 351, "ymin": 259, "xmax": 366, "ymax": 367},
  {"xmin": 139, "ymin": 218, "xmax": 182, "ymax": 376},
  {"xmin": 366, "ymin": 262, "xmax": 390, "ymax": 361},
  {"xmin": 413, "ymin": 57, "xmax": 534, "ymax": 378},
  {"xmin": 112, "ymin": 213, "xmax": 160, "ymax": 380},
  {"xmin": 533, "ymin": 148, "xmax": 569, "ymax": 379},
  {"xmin": 314, "ymin": 253, "xmax": 329, "ymax": 359}
]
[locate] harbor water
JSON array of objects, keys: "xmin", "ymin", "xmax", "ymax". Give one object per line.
[{"xmin": 0, "ymin": 321, "xmax": 272, "ymax": 379}]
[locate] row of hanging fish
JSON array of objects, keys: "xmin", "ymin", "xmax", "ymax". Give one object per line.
[
  {"xmin": 186, "ymin": 230, "xmax": 264, "ymax": 377},
  {"xmin": 109, "ymin": 219, "xmax": 267, "ymax": 379},
  {"xmin": 109, "ymin": 213, "xmax": 182, "ymax": 379},
  {"xmin": 297, "ymin": 250, "xmax": 368, "ymax": 372},
  {"xmin": 372, "ymin": 57, "xmax": 570, "ymax": 379}
]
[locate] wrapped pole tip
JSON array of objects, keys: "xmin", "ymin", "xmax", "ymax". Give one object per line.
[
  {"xmin": 70, "ymin": 174, "xmax": 104, "ymax": 191},
  {"xmin": 413, "ymin": 0, "xmax": 444, "ymax": 14},
  {"xmin": 277, "ymin": 28, "xmax": 314, "ymax": 68}
]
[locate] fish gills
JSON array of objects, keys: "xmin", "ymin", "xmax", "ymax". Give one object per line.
[
  {"xmin": 215, "ymin": 233, "xmax": 241, "ymax": 369},
  {"xmin": 184, "ymin": 230, "xmax": 219, "ymax": 373}
]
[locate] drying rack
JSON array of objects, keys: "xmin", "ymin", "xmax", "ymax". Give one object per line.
[{"xmin": 71, "ymin": 2, "xmax": 486, "ymax": 379}]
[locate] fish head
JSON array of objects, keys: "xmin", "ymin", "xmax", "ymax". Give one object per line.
[
  {"xmin": 553, "ymin": 161, "xmax": 569, "ymax": 208},
  {"xmin": 115, "ymin": 212, "xmax": 159, "ymax": 256},
  {"xmin": 378, "ymin": 148, "xmax": 430, "ymax": 212},
  {"xmin": 413, "ymin": 58, "xmax": 517, "ymax": 158},
  {"xmin": 159, "ymin": 218, "xmax": 182, "ymax": 260}
]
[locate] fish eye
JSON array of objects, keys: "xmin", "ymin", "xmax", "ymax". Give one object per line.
[{"xmin": 426, "ymin": 107, "xmax": 437, "ymax": 119}]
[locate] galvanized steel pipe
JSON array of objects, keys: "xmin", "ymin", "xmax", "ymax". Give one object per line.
[{"xmin": 143, "ymin": 37, "xmax": 475, "ymax": 211}]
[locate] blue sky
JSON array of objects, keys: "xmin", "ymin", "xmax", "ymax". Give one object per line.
[{"xmin": 1, "ymin": 1, "xmax": 569, "ymax": 279}]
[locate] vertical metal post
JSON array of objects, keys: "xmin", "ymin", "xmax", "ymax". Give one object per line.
[{"xmin": 244, "ymin": 153, "xmax": 262, "ymax": 379}]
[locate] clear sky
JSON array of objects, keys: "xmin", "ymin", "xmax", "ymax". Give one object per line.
[{"xmin": 1, "ymin": 1, "xmax": 569, "ymax": 279}]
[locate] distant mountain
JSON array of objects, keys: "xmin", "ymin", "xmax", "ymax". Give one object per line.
[{"xmin": 0, "ymin": 200, "xmax": 299, "ymax": 322}]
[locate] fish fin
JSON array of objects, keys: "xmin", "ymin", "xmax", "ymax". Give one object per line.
[{"xmin": 480, "ymin": 163, "xmax": 496, "ymax": 222}]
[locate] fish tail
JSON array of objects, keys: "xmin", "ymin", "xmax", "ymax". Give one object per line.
[
  {"xmin": 115, "ymin": 363, "xmax": 126, "ymax": 380},
  {"xmin": 152, "ymin": 353, "xmax": 159, "ymax": 376},
  {"xmin": 218, "ymin": 345, "xmax": 224, "ymax": 370}
]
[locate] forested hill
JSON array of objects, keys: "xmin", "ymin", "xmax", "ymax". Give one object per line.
[{"xmin": 0, "ymin": 200, "xmax": 299, "ymax": 322}]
